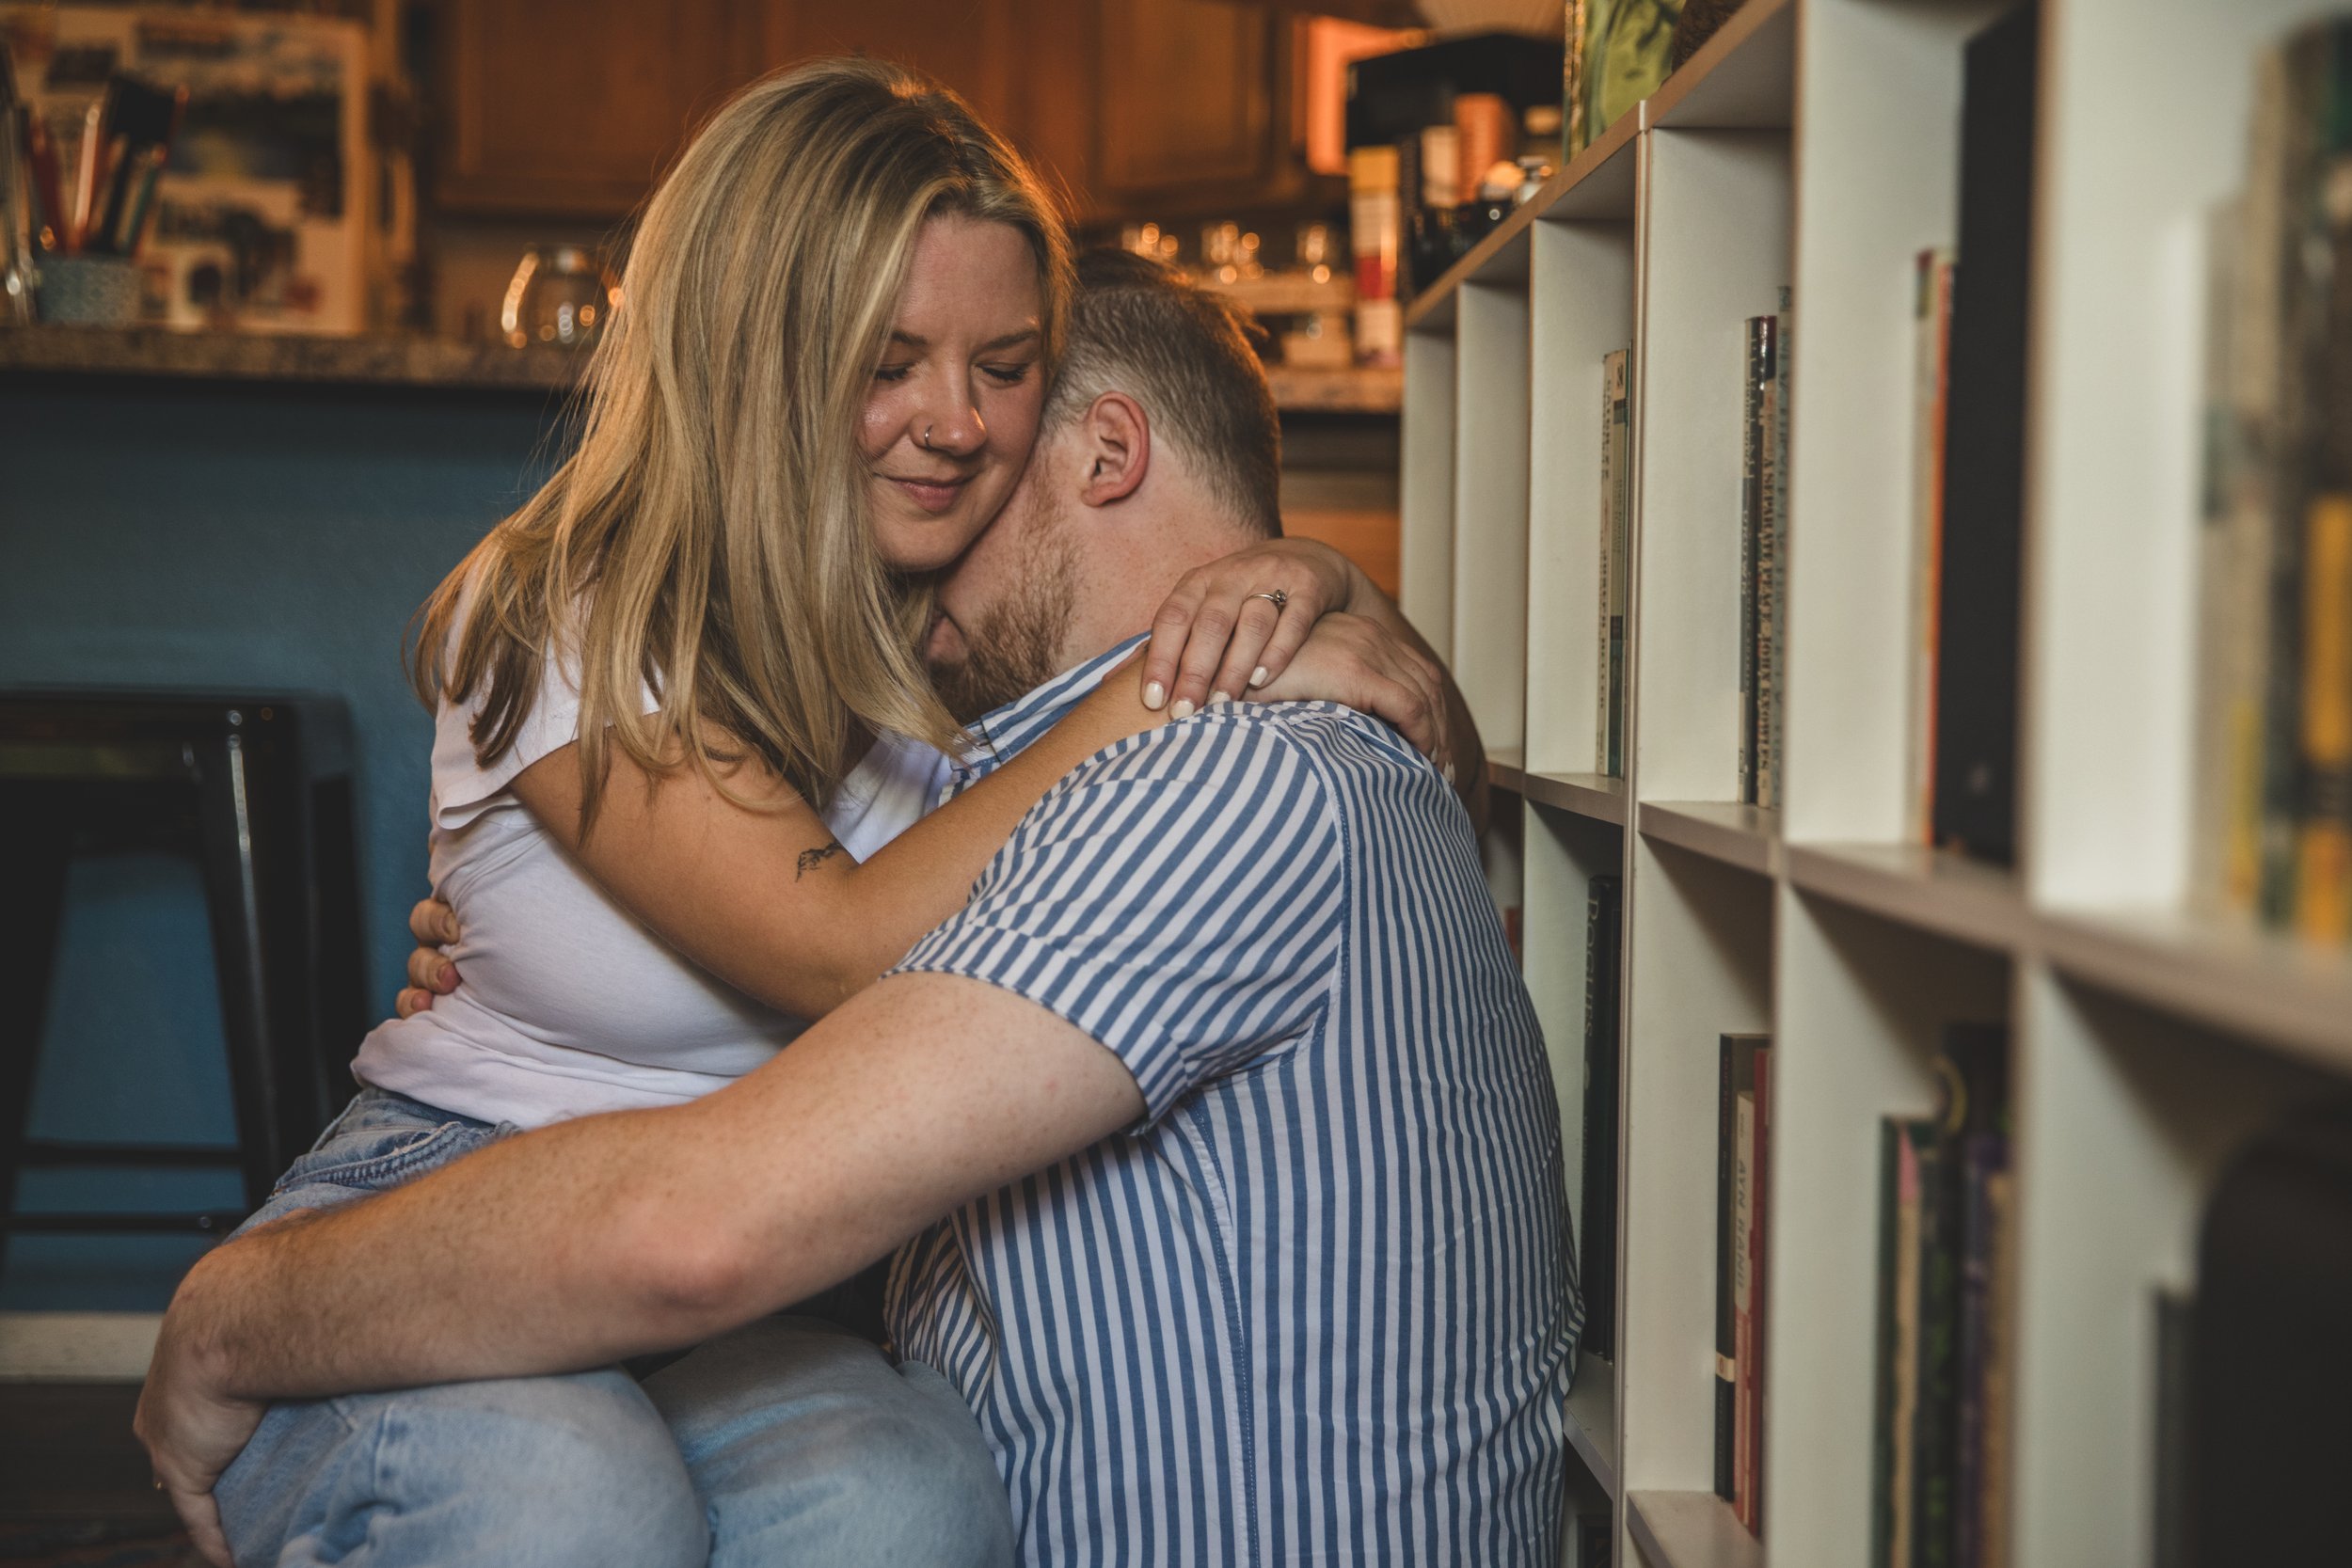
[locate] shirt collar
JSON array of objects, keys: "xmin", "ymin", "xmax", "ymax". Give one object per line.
[{"xmin": 949, "ymin": 633, "xmax": 1150, "ymax": 794}]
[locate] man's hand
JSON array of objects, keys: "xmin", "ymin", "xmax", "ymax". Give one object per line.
[
  {"xmin": 134, "ymin": 1278, "xmax": 267, "ymax": 1568},
  {"xmin": 394, "ymin": 896, "xmax": 463, "ymax": 1019}
]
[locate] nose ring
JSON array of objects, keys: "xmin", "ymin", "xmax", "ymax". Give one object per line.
[{"xmin": 919, "ymin": 423, "xmax": 935, "ymax": 451}]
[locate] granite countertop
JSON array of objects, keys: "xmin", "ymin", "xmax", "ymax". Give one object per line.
[
  {"xmin": 0, "ymin": 324, "xmax": 1402, "ymax": 412},
  {"xmin": 0, "ymin": 325, "xmax": 588, "ymax": 391}
]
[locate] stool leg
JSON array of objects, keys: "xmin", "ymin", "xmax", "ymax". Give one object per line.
[
  {"xmin": 193, "ymin": 735, "xmax": 284, "ymax": 1215},
  {"xmin": 0, "ymin": 784, "xmax": 72, "ymax": 1280}
]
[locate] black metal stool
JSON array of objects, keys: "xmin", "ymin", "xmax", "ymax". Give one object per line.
[{"xmin": 0, "ymin": 691, "xmax": 367, "ymax": 1274}]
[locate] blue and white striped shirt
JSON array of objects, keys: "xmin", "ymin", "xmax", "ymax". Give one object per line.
[{"xmin": 885, "ymin": 638, "xmax": 1579, "ymax": 1566}]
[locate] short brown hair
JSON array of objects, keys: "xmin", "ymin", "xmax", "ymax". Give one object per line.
[{"xmin": 1043, "ymin": 249, "xmax": 1281, "ymax": 537}]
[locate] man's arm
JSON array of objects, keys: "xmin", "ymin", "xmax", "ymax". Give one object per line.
[{"xmin": 140, "ymin": 976, "xmax": 1139, "ymax": 1436}]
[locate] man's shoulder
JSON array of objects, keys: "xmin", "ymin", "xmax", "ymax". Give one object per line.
[{"xmin": 1068, "ymin": 699, "xmax": 1426, "ymax": 797}]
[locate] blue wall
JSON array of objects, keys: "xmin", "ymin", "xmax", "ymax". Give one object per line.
[{"xmin": 0, "ymin": 375, "xmax": 564, "ymax": 1307}]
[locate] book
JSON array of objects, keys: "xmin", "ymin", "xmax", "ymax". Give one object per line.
[
  {"xmin": 1715, "ymin": 1033, "xmax": 1768, "ymax": 1503},
  {"xmin": 1759, "ymin": 287, "xmax": 1792, "ymax": 812},
  {"xmin": 1599, "ymin": 349, "xmax": 1632, "ymax": 776},
  {"xmin": 1955, "ymin": 1123, "xmax": 2011, "ymax": 1566},
  {"xmin": 1739, "ymin": 1040, "xmax": 1773, "ymax": 1532},
  {"xmin": 1733, "ymin": 1083, "xmax": 1758, "ymax": 1523},
  {"xmin": 1931, "ymin": 0, "xmax": 2039, "ymax": 865},
  {"xmin": 1872, "ymin": 1117, "xmax": 1931, "ymax": 1568},
  {"xmin": 1581, "ymin": 874, "xmax": 1624, "ymax": 1359},
  {"xmin": 1908, "ymin": 249, "xmax": 1955, "ymax": 846},
  {"xmin": 2188, "ymin": 198, "xmax": 2273, "ymax": 920},
  {"xmin": 1740, "ymin": 316, "xmax": 1775, "ymax": 804},
  {"xmin": 2151, "ymin": 1290, "xmax": 2193, "ymax": 1568}
]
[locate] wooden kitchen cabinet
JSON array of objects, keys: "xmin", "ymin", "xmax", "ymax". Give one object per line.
[
  {"xmin": 430, "ymin": 0, "xmax": 1319, "ymax": 225},
  {"xmin": 435, "ymin": 0, "xmax": 759, "ymax": 217}
]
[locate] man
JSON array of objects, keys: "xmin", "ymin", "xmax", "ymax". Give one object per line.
[{"xmin": 139, "ymin": 251, "xmax": 1581, "ymax": 1565}]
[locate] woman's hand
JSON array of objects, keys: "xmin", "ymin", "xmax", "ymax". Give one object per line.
[
  {"xmin": 1139, "ymin": 537, "xmax": 1365, "ymax": 718},
  {"xmin": 395, "ymin": 897, "xmax": 463, "ymax": 1019},
  {"xmin": 1249, "ymin": 612, "xmax": 1454, "ymax": 780}
]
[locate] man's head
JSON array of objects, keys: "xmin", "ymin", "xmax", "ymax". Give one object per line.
[{"xmin": 927, "ymin": 250, "xmax": 1282, "ymax": 721}]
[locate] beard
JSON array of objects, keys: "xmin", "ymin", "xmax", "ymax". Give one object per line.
[{"xmin": 930, "ymin": 525, "xmax": 1078, "ymax": 724}]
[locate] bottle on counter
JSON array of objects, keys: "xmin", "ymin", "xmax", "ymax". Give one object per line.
[{"xmin": 1347, "ymin": 144, "xmax": 1401, "ymax": 367}]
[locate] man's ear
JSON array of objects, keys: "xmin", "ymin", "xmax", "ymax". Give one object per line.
[{"xmin": 1074, "ymin": 391, "xmax": 1151, "ymax": 508}]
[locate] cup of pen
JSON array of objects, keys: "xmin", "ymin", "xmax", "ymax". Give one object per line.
[{"xmin": 15, "ymin": 72, "xmax": 185, "ymax": 325}]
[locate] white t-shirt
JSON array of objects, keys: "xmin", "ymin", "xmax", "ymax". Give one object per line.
[{"xmin": 351, "ymin": 650, "xmax": 953, "ymax": 1128}]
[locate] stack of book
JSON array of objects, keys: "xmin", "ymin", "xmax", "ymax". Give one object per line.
[
  {"xmin": 1597, "ymin": 349, "xmax": 1632, "ymax": 777},
  {"xmin": 1740, "ymin": 293, "xmax": 1792, "ymax": 810},
  {"xmin": 2189, "ymin": 17, "xmax": 2352, "ymax": 944},
  {"xmin": 1714, "ymin": 1032, "xmax": 1772, "ymax": 1534},
  {"xmin": 1870, "ymin": 1023, "xmax": 2013, "ymax": 1568}
]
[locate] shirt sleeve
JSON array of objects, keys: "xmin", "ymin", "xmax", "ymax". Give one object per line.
[
  {"xmin": 430, "ymin": 586, "xmax": 660, "ymax": 832},
  {"xmin": 890, "ymin": 714, "xmax": 1347, "ymax": 1124}
]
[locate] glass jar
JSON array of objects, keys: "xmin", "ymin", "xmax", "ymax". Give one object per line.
[{"xmin": 501, "ymin": 245, "xmax": 616, "ymax": 349}]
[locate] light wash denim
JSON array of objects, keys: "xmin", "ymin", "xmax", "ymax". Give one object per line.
[{"xmin": 212, "ymin": 1087, "xmax": 1016, "ymax": 1568}]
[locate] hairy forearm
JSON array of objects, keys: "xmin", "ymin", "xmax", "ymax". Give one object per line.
[{"xmin": 175, "ymin": 1106, "xmax": 761, "ymax": 1402}]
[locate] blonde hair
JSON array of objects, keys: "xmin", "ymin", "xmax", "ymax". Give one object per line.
[{"xmin": 410, "ymin": 58, "xmax": 1073, "ymax": 829}]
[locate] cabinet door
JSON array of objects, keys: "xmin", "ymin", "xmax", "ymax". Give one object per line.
[
  {"xmin": 437, "ymin": 0, "xmax": 755, "ymax": 218},
  {"xmin": 1096, "ymin": 0, "xmax": 1303, "ymax": 215}
]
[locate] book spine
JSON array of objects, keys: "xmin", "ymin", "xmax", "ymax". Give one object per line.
[
  {"xmin": 1954, "ymin": 1129, "xmax": 2010, "ymax": 1568},
  {"xmin": 1740, "ymin": 317, "xmax": 1768, "ymax": 805},
  {"xmin": 1715, "ymin": 1033, "xmax": 1739, "ymax": 1499},
  {"xmin": 1979, "ymin": 1169, "xmax": 2016, "ymax": 1568},
  {"xmin": 1872, "ymin": 1122, "xmax": 1904, "ymax": 1568},
  {"xmin": 1910, "ymin": 1124, "xmax": 1956, "ymax": 1568},
  {"xmin": 1891, "ymin": 1121, "xmax": 1928, "ymax": 1568},
  {"xmin": 1581, "ymin": 875, "xmax": 1623, "ymax": 1360},
  {"xmin": 1599, "ymin": 351, "xmax": 1617, "ymax": 773},
  {"xmin": 1732, "ymin": 1084, "xmax": 1757, "ymax": 1527},
  {"xmin": 1763, "ymin": 289, "xmax": 1792, "ymax": 812},
  {"xmin": 2150, "ymin": 1291, "xmax": 2194, "ymax": 1568},
  {"xmin": 1608, "ymin": 349, "xmax": 1632, "ymax": 776},
  {"xmin": 1746, "ymin": 1043, "xmax": 1772, "ymax": 1534},
  {"xmin": 2294, "ymin": 493, "xmax": 2352, "ymax": 940},
  {"xmin": 1932, "ymin": 4, "xmax": 2040, "ymax": 865},
  {"xmin": 1910, "ymin": 249, "xmax": 1955, "ymax": 846}
]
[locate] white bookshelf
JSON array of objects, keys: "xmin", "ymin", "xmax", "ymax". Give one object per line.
[{"xmin": 1398, "ymin": 1, "xmax": 2352, "ymax": 1564}]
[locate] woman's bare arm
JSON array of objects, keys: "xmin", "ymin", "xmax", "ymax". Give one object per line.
[{"xmin": 511, "ymin": 665, "xmax": 1157, "ymax": 1020}]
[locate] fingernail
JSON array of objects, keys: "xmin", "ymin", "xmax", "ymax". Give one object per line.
[
  {"xmin": 439, "ymin": 962, "xmax": 456, "ymax": 988},
  {"xmin": 1250, "ymin": 665, "xmax": 1269, "ymax": 689},
  {"xmin": 1143, "ymin": 680, "xmax": 1166, "ymax": 709},
  {"xmin": 1210, "ymin": 689, "xmax": 1233, "ymax": 706},
  {"xmin": 1169, "ymin": 699, "xmax": 1196, "ymax": 721}
]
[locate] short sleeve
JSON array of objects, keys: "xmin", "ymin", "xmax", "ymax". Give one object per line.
[
  {"xmin": 890, "ymin": 715, "xmax": 1346, "ymax": 1123},
  {"xmin": 429, "ymin": 590, "xmax": 660, "ymax": 832}
]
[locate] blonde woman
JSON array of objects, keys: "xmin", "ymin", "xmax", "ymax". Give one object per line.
[{"xmin": 155, "ymin": 59, "xmax": 1461, "ymax": 1568}]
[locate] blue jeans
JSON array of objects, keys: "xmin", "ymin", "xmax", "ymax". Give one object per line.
[{"xmin": 212, "ymin": 1088, "xmax": 1015, "ymax": 1568}]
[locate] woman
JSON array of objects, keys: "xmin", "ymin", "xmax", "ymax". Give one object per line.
[{"xmin": 162, "ymin": 57, "xmax": 1460, "ymax": 1568}]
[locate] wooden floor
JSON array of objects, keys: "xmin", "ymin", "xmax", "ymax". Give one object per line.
[{"xmin": 0, "ymin": 1383, "xmax": 198, "ymax": 1566}]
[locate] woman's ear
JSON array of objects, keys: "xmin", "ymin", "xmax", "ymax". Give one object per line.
[{"xmin": 1075, "ymin": 391, "xmax": 1151, "ymax": 508}]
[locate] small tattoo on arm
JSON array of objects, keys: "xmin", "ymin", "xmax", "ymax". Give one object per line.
[{"xmin": 796, "ymin": 840, "xmax": 846, "ymax": 879}]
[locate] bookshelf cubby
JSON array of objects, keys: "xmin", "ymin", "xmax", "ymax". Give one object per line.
[{"xmin": 1396, "ymin": 0, "xmax": 2352, "ymax": 1564}]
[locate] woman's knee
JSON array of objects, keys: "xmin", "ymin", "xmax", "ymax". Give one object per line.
[{"xmin": 231, "ymin": 1370, "xmax": 707, "ymax": 1568}]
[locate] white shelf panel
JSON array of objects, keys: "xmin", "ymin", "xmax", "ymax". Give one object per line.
[
  {"xmin": 1626, "ymin": 1491, "xmax": 1759, "ymax": 1568},
  {"xmin": 2036, "ymin": 906, "xmax": 2352, "ymax": 1080},
  {"xmin": 1405, "ymin": 94, "xmax": 1642, "ymax": 334},
  {"xmin": 1644, "ymin": 0, "xmax": 1795, "ymax": 132},
  {"xmin": 1566, "ymin": 1352, "xmax": 1619, "ymax": 1501},
  {"xmin": 1527, "ymin": 770, "xmax": 1629, "ymax": 825},
  {"xmin": 1638, "ymin": 801, "xmax": 1782, "ymax": 877},
  {"xmin": 1785, "ymin": 842, "xmax": 2028, "ymax": 958}
]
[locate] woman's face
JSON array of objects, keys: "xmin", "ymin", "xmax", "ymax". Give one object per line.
[{"xmin": 860, "ymin": 214, "xmax": 1047, "ymax": 574}]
